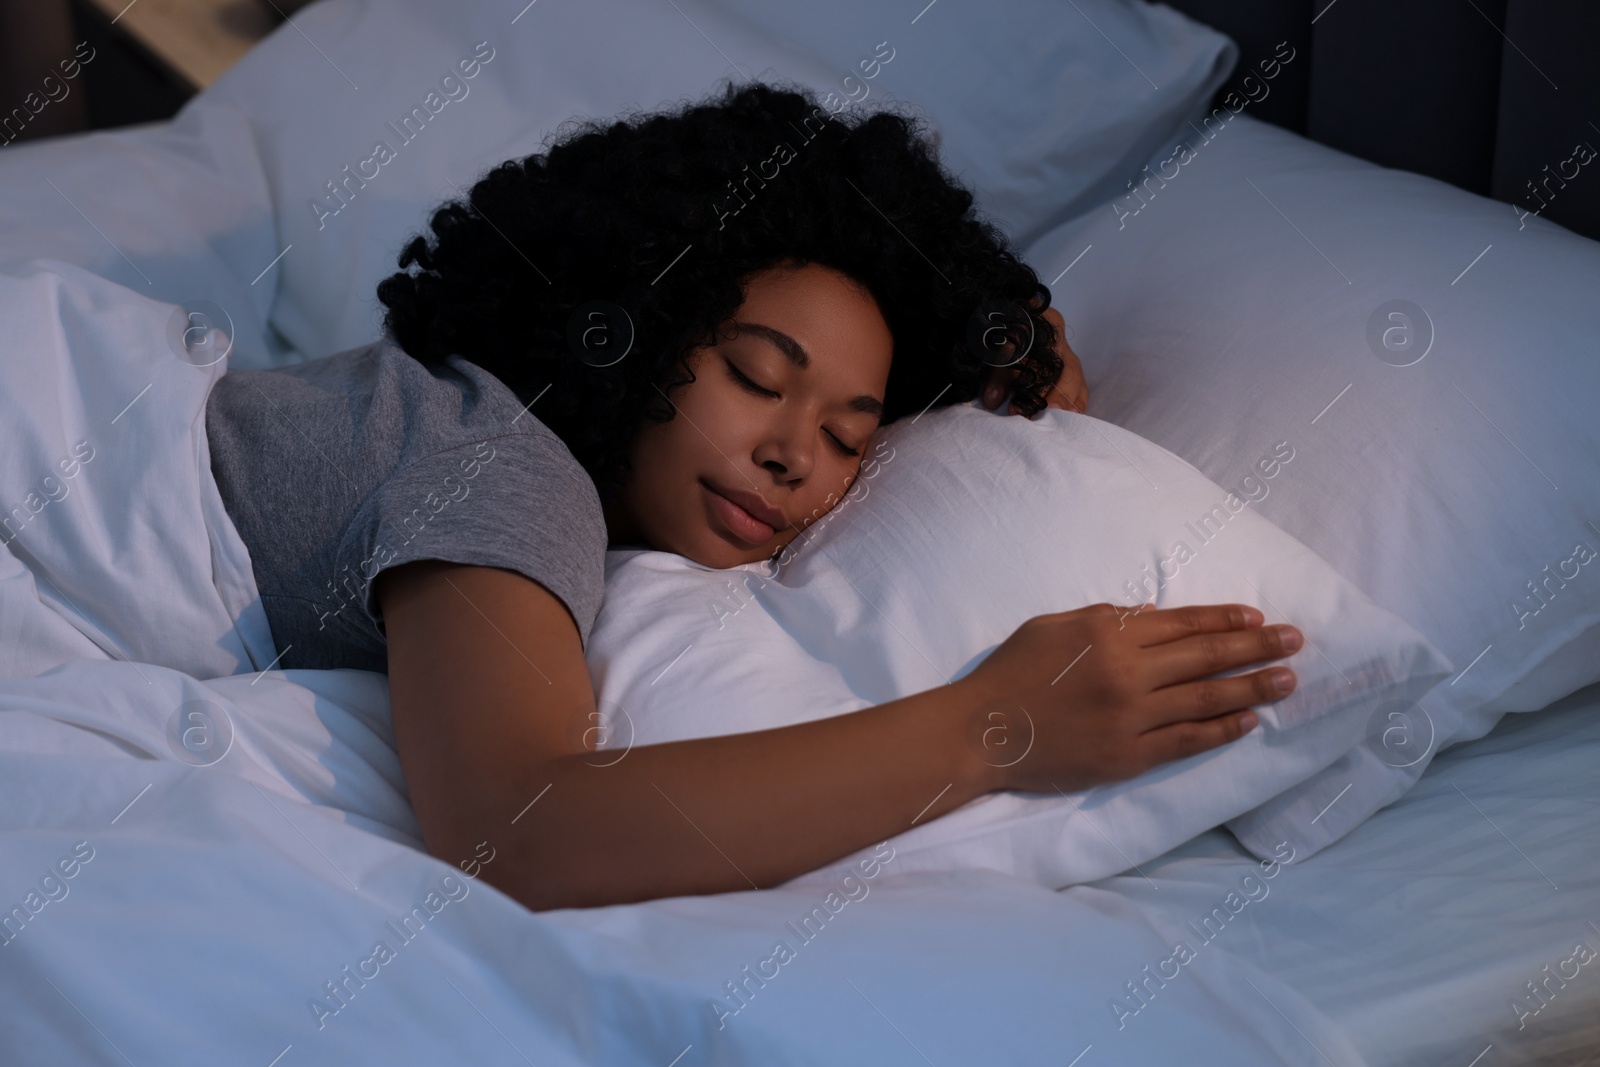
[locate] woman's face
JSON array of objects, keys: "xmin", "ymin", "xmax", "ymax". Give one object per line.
[{"xmin": 605, "ymin": 260, "xmax": 893, "ymax": 568}]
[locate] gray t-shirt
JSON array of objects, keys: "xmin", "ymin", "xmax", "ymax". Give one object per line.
[{"xmin": 204, "ymin": 339, "xmax": 608, "ymax": 673}]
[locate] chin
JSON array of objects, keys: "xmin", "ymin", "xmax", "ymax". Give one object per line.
[
  {"xmin": 705, "ymin": 542, "xmax": 767, "ymax": 569},
  {"xmin": 703, "ymin": 534, "xmax": 787, "ymax": 570}
]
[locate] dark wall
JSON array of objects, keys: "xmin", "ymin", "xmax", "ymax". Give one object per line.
[
  {"xmin": 1307, "ymin": 0, "xmax": 1506, "ymax": 197},
  {"xmin": 69, "ymin": 0, "xmax": 193, "ymax": 130},
  {"xmin": 1490, "ymin": 0, "xmax": 1600, "ymax": 240},
  {"xmin": 1163, "ymin": 0, "xmax": 1600, "ymax": 242},
  {"xmin": 1165, "ymin": 0, "xmax": 1313, "ymax": 136}
]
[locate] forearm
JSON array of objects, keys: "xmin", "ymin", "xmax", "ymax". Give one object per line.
[
  {"xmin": 471, "ymin": 680, "xmax": 995, "ymax": 911},
  {"xmin": 379, "ymin": 561, "xmax": 999, "ymax": 912}
]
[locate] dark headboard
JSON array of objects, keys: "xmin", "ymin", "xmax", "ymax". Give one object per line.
[{"xmin": 1160, "ymin": 0, "xmax": 1600, "ymax": 243}]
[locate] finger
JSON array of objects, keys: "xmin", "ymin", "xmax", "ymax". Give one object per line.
[
  {"xmin": 1142, "ymin": 665, "xmax": 1294, "ymax": 729},
  {"xmin": 1119, "ymin": 607, "xmax": 1298, "ymax": 702},
  {"xmin": 983, "ymin": 367, "xmax": 1016, "ymax": 410},
  {"xmin": 1122, "ymin": 603, "xmax": 1265, "ymax": 645},
  {"xmin": 1138, "ymin": 707, "xmax": 1259, "ymax": 768},
  {"xmin": 1143, "ymin": 624, "xmax": 1302, "ymax": 689}
]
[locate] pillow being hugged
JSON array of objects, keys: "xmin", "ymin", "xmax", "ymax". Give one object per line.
[
  {"xmin": 1022, "ymin": 111, "xmax": 1600, "ymax": 856},
  {"xmin": 584, "ymin": 402, "xmax": 1453, "ymax": 889}
]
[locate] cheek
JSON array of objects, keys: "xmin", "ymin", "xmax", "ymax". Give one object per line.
[
  {"xmin": 630, "ymin": 421, "xmax": 687, "ymax": 502},
  {"xmin": 797, "ymin": 462, "xmax": 864, "ymax": 528},
  {"xmin": 632, "ymin": 390, "xmax": 726, "ymax": 513},
  {"xmin": 688, "ymin": 373, "xmax": 760, "ymax": 439}
]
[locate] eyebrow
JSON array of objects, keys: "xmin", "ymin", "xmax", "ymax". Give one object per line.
[{"xmin": 732, "ymin": 320, "xmax": 885, "ymax": 419}]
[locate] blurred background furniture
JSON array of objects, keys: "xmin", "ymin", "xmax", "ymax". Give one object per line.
[{"xmin": 0, "ymin": 0, "xmax": 313, "ymax": 140}]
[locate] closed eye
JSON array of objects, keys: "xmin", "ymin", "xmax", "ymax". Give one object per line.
[
  {"xmin": 724, "ymin": 359, "xmax": 778, "ymax": 398},
  {"xmin": 724, "ymin": 359, "xmax": 862, "ymax": 458}
]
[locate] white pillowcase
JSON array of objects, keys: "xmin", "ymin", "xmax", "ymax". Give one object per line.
[
  {"xmin": 585, "ymin": 402, "xmax": 1452, "ymax": 888},
  {"xmin": 195, "ymin": 0, "xmax": 1236, "ymax": 363},
  {"xmin": 699, "ymin": 0, "xmax": 1239, "ymax": 248},
  {"xmin": 0, "ymin": 102, "xmax": 280, "ymax": 369},
  {"xmin": 1023, "ymin": 111, "xmax": 1600, "ymax": 856}
]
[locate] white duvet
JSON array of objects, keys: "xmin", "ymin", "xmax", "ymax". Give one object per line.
[{"xmin": 0, "ymin": 260, "xmax": 1369, "ymax": 1063}]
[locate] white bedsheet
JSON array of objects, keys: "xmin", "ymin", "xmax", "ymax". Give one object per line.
[
  {"xmin": 0, "ymin": 30, "xmax": 1592, "ymax": 1062},
  {"xmin": 1, "ymin": 220, "xmax": 1592, "ymax": 1066},
  {"xmin": 0, "ymin": 256, "xmax": 1362, "ymax": 1063},
  {"xmin": 1093, "ymin": 680, "xmax": 1600, "ymax": 1066},
  {"xmin": 0, "ymin": 259, "xmax": 275, "ymax": 681},
  {"xmin": 3, "ymin": 637, "xmax": 1591, "ymax": 1064},
  {"xmin": 0, "ymin": 659, "xmax": 1365, "ymax": 1065}
]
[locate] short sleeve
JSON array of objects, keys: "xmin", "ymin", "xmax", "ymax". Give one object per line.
[{"xmin": 343, "ymin": 430, "xmax": 608, "ymax": 649}]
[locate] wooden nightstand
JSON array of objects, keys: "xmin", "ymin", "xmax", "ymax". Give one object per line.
[{"xmin": 79, "ymin": 0, "xmax": 280, "ymax": 93}]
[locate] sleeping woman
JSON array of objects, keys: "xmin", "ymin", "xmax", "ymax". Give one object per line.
[{"xmin": 203, "ymin": 81, "xmax": 1302, "ymax": 911}]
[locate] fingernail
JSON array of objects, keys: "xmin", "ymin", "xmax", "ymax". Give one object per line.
[
  {"xmin": 1280, "ymin": 626, "xmax": 1303, "ymax": 651},
  {"xmin": 1243, "ymin": 606, "xmax": 1264, "ymax": 626},
  {"xmin": 1271, "ymin": 668, "xmax": 1295, "ymax": 693},
  {"xmin": 1241, "ymin": 711, "xmax": 1259, "ymax": 731}
]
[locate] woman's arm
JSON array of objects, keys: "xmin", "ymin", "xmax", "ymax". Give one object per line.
[
  {"xmin": 376, "ymin": 560, "xmax": 996, "ymax": 911},
  {"xmin": 378, "ymin": 562, "xmax": 1296, "ymax": 911}
]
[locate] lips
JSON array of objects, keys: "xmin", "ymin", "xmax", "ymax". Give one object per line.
[{"xmin": 702, "ymin": 480, "xmax": 786, "ymax": 537}]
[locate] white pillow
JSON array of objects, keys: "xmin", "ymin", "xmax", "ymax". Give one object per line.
[
  {"xmin": 585, "ymin": 402, "xmax": 1452, "ymax": 887},
  {"xmin": 1023, "ymin": 111, "xmax": 1600, "ymax": 855},
  {"xmin": 0, "ymin": 101, "xmax": 282, "ymax": 370},
  {"xmin": 197, "ymin": 0, "xmax": 1236, "ymax": 362},
  {"xmin": 698, "ymin": 0, "xmax": 1239, "ymax": 247}
]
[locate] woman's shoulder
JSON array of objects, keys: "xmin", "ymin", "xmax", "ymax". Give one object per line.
[
  {"xmin": 216, "ymin": 339, "xmax": 523, "ymax": 431},
  {"xmin": 269, "ymin": 336, "xmax": 403, "ymax": 386}
]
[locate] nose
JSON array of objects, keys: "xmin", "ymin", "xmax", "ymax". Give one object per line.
[{"xmin": 755, "ymin": 411, "xmax": 817, "ymax": 484}]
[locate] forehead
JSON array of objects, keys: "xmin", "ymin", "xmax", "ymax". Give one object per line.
[
  {"xmin": 742, "ymin": 260, "xmax": 876, "ymax": 306},
  {"xmin": 734, "ymin": 263, "xmax": 892, "ymax": 362}
]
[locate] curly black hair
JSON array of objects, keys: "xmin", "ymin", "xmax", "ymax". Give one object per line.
[{"xmin": 376, "ymin": 79, "xmax": 1061, "ymax": 506}]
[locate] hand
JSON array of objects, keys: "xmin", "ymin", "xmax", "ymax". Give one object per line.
[
  {"xmin": 981, "ymin": 306, "xmax": 1089, "ymax": 416},
  {"xmin": 955, "ymin": 602, "xmax": 1302, "ymax": 794}
]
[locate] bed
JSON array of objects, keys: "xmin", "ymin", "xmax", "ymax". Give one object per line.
[{"xmin": 1, "ymin": 1, "xmax": 1596, "ymax": 1064}]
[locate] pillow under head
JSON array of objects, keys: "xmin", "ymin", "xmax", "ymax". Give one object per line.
[{"xmin": 585, "ymin": 401, "xmax": 1452, "ymax": 888}]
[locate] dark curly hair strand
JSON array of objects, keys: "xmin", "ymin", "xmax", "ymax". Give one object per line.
[{"xmin": 376, "ymin": 79, "xmax": 1061, "ymax": 506}]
